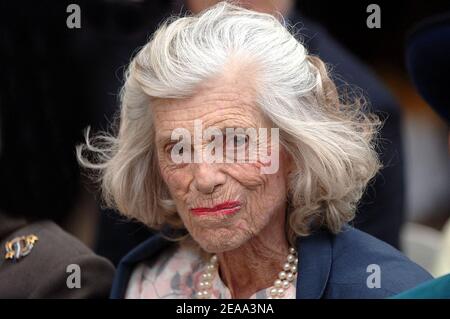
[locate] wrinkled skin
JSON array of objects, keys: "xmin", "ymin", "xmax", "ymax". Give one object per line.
[{"xmin": 153, "ymin": 65, "xmax": 294, "ymax": 298}]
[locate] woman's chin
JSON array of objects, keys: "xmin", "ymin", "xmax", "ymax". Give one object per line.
[{"xmin": 192, "ymin": 228, "xmax": 250, "ymax": 254}]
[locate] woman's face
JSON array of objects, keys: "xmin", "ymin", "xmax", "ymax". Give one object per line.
[{"xmin": 153, "ymin": 71, "xmax": 293, "ymax": 253}]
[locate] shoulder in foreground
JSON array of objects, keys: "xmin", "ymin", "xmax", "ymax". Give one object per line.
[
  {"xmin": 0, "ymin": 220, "xmax": 115, "ymax": 298},
  {"xmin": 327, "ymin": 225, "xmax": 433, "ymax": 298}
]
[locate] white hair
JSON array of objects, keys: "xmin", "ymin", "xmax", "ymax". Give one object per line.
[{"xmin": 77, "ymin": 1, "xmax": 381, "ymax": 242}]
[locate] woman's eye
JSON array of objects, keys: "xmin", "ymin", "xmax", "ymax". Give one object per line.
[
  {"xmin": 164, "ymin": 144, "xmax": 179, "ymax": 157},
  {"xmin": 234, "ymin": 135, "xmax": 248, "ymax": 148},
  {"xmin": 166, "ymin": 144, "xmax": 185, "ymax": 155},
  {"xmin": 165, "ymin": 144, "xmax": 173, "ymax": 154},
  {"xmin": 224, "ymin": 134, "xmax": 249, "ymax": 152}
]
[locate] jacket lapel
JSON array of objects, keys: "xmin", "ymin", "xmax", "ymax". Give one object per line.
[
  {"xmin": 110, "ymin": 233, "xmax": 172, "ymax": 298},
  {"xmin": 295, "ymin": 229, "xmax": 333, "ymax": 299}
]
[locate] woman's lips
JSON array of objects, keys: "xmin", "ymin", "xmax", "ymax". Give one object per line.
[{"xmin": 190, "ymin": 201, "xmax": 242, "ymax": 216}]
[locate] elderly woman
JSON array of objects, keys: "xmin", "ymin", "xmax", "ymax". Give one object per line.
[{"xmin": 78, "ymin": 2, "xmax": 431, "ymax": 299}]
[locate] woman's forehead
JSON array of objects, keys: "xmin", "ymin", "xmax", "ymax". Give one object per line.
[{"xmin": 152, "ymin": 84, "xmax": 263, "ymax": 126}]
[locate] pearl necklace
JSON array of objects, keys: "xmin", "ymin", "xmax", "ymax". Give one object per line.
[{"xmin": 195, "ymin": 247, "xmax": 298, "ymax": 299}]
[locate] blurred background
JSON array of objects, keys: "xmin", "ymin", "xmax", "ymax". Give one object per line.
[{"xmin": 1, "ymin": 0, "xmax": 449, "ymax": 276}]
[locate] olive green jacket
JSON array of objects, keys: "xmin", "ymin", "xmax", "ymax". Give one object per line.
[{"xmin": 0, "ymin": 213, "xmax": 114, "ymax": 298}]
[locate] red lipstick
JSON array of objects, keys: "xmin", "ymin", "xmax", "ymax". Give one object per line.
[{"xmin": 190, "ymin": 201, "xmax": 241, "ymax": 216}]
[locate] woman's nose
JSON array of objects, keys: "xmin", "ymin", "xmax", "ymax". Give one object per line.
[{"xmin": 191, "ymin": 163, "xmax": 226, "ymax": 194}]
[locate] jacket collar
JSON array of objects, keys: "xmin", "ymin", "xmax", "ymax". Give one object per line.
[
  {"xmin": 111, "ymin": 228, "xmax": 333, "ymax": 299},
  {"xmin": 295, "ymin": 229, "xmax": 333, "ymax": 299},
  {"xmin": 110, "ymin": 233, "xmax": 171, "ymax": 298}
]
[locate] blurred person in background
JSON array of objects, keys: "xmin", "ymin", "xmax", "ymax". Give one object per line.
[
  {"xmin": 0, "ymin": 211, "xmax": 114, "ymax": 298},
  {"xmin": 0, "ymin": 1, "xmax": 114, "ymax": 298},
  {"xmin": 71, "ymin": 0, "xmax": 172, "ymax": 266},
  {"xmin": 405, "ymin": 13, "xmax": 449, "ymax": 279},
  {"xmin": 394, "ymin": 13, "xmax": 450, "ymax": 298}
]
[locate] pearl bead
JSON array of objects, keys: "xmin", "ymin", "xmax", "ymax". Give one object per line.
[
  {"xmin": 270, "ymin": 288, "xmax": 278, "ymax": 296},
  {"xmin": 203, "ymin": 281, "xmax": 211, "ymax": 288},
  {"xmin": 196, "ymin": 250, "xmax": 298, "ymax": 299},
  {"xmin": 287, "ymin": 272, "xmax": 294, "ymax": 282},
  {"xmin": 201, "ymin": 272, "xmax": 212, "ymax": 280},
  {"xmin": 274, "ymin": 279, "xmax": 282, "ymax": 288}
]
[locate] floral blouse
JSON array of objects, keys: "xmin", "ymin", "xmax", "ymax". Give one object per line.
[{"xmin": 125, "ymin": 243, "xmax": 297, "ymax": 299}]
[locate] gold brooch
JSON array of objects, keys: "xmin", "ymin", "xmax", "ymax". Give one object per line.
[{"xmin": 5, "ymin": 234, "xmax": 39, "ymax": 261}]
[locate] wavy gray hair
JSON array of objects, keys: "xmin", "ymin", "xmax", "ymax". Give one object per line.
[{"xmin": 77, "ymin": 1, "xmax": 381, "ymax": 242}]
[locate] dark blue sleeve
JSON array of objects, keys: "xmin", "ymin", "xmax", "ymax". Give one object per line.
[{"xmin": 326, "ymin": 227, "xmax": 432, "ymax": 298}]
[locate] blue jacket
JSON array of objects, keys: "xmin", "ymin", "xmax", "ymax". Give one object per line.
[{"xmin": 110, "ymin": 225, "xmax": 432, "ymax": 299}]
